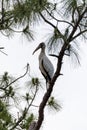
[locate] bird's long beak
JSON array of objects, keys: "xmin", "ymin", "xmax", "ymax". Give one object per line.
[{"xmin": 32, "ymin": 45, "xmax": 41, "ymax": 55}]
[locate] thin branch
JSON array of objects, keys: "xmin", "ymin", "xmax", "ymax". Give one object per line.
[
  {"xmin": 0, "ymin": 47, "xmax": 4, "ymax": 49},
  {"xmin": 9, "ymin": 27, "xmax": 24, "ymax": 33},
  {"xmin": 71, "ymin": 29, "xmax": 87, "ymax": 41},
  {"xmin": 0, "ymin": 47, "xmax": 7, "ymax": 56},
  {"xmin": 27, "ymin": 85, "xmax": 38, "ymax": 110},
  {"xmin": 0, "ymin": 50, "xmax": 8, "ymax": 55},
  {"xmin": 39, "ymin": 12, "xmax": 57, "ymax": 29},
  {"xmin": 64, "ymin": 53, "xmax": 70, "ymax": 56},
  {"xmin": 45, "ymin": 7, "xmax": 74, "ymax": 28},
  {"xmin": 7, "ymin": 63, "xmax": 29, "ymax": 88},
  {"xmin": 49, "ymin": 54, "xmax": 59, "ymax": 58},
  {"xmin": 31, "ymin": 104, "xmax": 39, "ymax": 108},
  {"xmin": 79, "ymin": 23, "xmax": 87, "ymax": 28},
  {"xmin": 68, "ymin": 7, "xmax": 87, "ymax": 42},
  {"xmin": 39, "ymin": 12, "xmax": 64, "ymax": 40},
  {"xmin": 81, "ymin": 33, "xmax": 87, "ymax": 40}
]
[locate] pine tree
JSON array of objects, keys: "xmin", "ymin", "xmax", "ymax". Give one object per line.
[{"xmin": 0, "ymin": 0, "xmax": 87, "ymax": 130}]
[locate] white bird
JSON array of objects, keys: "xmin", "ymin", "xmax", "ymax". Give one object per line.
[{"xmin": 33, "ymin": 42, "xmax": 54, "ymax": 87}]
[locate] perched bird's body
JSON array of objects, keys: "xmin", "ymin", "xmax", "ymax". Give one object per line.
[{"xmin": 33, "ymin": 42, "xmax": 54, "ymax": 86}]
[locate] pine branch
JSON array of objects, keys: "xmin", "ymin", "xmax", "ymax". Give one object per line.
[
  {"xmin": 68, "ymin": 7, "xmax": 87, "ymax": 42},
  {"xmin": 45, "ymin": 7, "xmax": 74, "ymax": 27},
  {"xmin": 71, "ymin": 29, "xmax": 87, "ymax": 41},
  {"xmin": 39, "ymin": 12, "xmax": 64, "ymax": 40},
  {"xmin": 7, "ymin": 63, "xmax": 29, "ymax": 88},
  {"xmin": 10, "ymin": 83, "xmax": 38, "ymax": 130}
]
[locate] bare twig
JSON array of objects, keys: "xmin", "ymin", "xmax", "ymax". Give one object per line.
[
  {"xmin": 0, "ymin": 50, "xmax": 8, "ymax": 56},
  {"xmin": 0, "ymin": 63, "xmax": 29, "ymax": 90},
  {"xmin": 7, "ymin": 63, "xmax": 29, "ymax": 87}
]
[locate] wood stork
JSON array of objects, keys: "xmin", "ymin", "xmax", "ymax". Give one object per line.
[{"xmin": 33, "ymin": 42, "xmax": 54, "ymax": 88}]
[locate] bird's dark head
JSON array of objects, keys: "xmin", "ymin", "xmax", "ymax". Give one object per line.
[
  {"xmin": 39, "ymin": 42, "xmax": 45, "ymax": 49},
  {"xmin": 32, "ymin": 42, "xmax": 46, "ymax": 54}
]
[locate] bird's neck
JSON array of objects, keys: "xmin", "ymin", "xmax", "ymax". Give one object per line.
[
  {"xmin": 41, "ymin": 48, "xmax": 45, "ymax": 54},
  {"xmin": 41, "ymin": 49, "xmax": 45, "ymax": 54},
  {"xmin": 39, "ymin": 49, "xmax": 45, "ymax": 60}
]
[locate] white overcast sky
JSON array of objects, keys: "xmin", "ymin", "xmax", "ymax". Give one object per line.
[{"xmin": 0, "ymin": 23, "xmax": 87, "ymax": 130}]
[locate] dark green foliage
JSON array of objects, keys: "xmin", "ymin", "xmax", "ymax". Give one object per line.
[
  {"xmin": 20, "ymin": 113, "xmax": 35, "ymax": 130},
  {"xmin": 48, "ymin": 96, "xmax": 61, "ymax": 111},
  {"xmin": 0, "ymin": 100, "xmax": 12, "ymax": 130},
  {"xmin": 0, "ymin": 72, "xmax": 15, "ymax": 99}
]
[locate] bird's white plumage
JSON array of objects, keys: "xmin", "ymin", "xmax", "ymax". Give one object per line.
[
  {"xmin": 39, "ymin": 53, "xmax": 54, "ymax": 80},
  {"xmin": 33, "ymin": 42, "xmax": 54, "ymax": 83}
]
